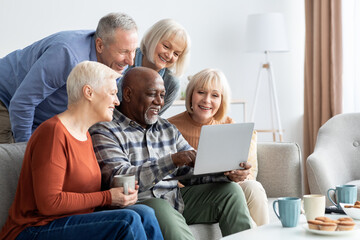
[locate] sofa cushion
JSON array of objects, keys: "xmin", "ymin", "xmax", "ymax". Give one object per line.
[
  {"xmin": 189, "ymin": 223, "xmax": 221, "ymax": 240},
  {"xmin": 257, "ymin": 142, "xmax": 302, "ymax": 198},
  {"xmin": 0, "ymin": 142, "xmax": 27, "ymax": 228}
]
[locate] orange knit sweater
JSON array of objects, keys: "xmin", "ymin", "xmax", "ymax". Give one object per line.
[{"xmin": 0, "ymin": 116, "xmax": 111, "ymax": 240}]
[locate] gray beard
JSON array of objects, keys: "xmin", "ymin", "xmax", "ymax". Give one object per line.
[{"xmin": 144, "ymin": 108, "xmax": 159, "ymax": 125}]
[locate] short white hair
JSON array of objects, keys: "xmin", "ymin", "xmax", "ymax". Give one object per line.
[{"xmin": 67, "ymin": 61, "xmax": 120, "ymax": 105}]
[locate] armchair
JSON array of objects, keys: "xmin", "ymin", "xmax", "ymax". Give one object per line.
[{"xmin": 307, "ymin": 113, "xmax": 360, "ymax": 206}]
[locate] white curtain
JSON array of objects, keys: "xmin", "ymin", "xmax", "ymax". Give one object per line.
[{"xmin": 342, "ymin": 0, "xmax": 360, "ymax": 112}]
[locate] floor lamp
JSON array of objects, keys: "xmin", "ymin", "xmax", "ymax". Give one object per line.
[{"xmin": 246, "ymin": 13, "xmax": 289, "ymax": 142}]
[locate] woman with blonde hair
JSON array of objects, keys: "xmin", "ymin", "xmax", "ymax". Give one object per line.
[
  {"xmin": 168, "ymin": 68, "xmax": 269, "ymax": 226},
  {"xmin": 0, "ymin": 61, "xmax": 163, "ymax": 240},
  {"xmin": 118, "ymin": 18, "xmax": 191, "ymax": 114}
]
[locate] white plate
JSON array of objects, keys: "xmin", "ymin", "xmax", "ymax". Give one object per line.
[
  {"xmin": 340, "ymin": 203, "xmax": 360, "ymax": 220},
  {"xmin": 302, "ymin": 224, "xmax": 360, "ymax": 236}
]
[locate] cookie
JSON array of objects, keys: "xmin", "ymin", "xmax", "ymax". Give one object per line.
[
  {"xmin": 338, "ymin": 217, "xmax": 354, "ymax": 222},
  {"xmin": 337, "ymin": 221, "xmax": 356, "ymax": 231},
  {"xmin": 319, "ymin": 222, "xmax": 337, "ymax": 231},
  {"xmin": 315, "ymin": 216, "xmax": 332, "ymax": 222},
  {"xmin": 307, "ymin": 220, "xmax": 322, "ymax": 230}
]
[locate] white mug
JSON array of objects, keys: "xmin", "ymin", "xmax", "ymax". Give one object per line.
[
  {"xmin": 111, "ymin": 174, "xmax": 135, "ymax": 195},
  {"xmin": 303, "ymin": 194, "xmax": 325, "ymax": 221}
]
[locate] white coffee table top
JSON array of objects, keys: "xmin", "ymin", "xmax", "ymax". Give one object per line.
[{"xmin": 221, "ymin": 214, "xmax": 360, "ymax": 240}]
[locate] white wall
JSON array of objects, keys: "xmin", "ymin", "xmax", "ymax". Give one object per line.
[{"xmin": 0, "ymin": 0, "xmax": 305, "ymax": 148}]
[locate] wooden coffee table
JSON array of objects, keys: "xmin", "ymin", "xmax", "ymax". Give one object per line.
[{"xmin": 221, "ymin": 214, "xmax": 360, "ymax": 239}]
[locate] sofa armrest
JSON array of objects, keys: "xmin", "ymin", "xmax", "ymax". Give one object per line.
[
  {"xmin": 0, "ymin": 142, "xmax": 27, "ymax": 229},
  {"xmin": 257, "ymin": 142, "xmax": 302, "ymax": 198},
  {"xmin": 306, "ymin": 151, "xmax": 337, "ymax": 206},
  {"xmin": 306, "ymin": 147, "xmax": 355, "ymax": 206}
]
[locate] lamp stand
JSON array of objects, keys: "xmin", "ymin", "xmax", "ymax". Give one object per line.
[{"xmin": 250, "ymin": 52, "xmax": 284, "ymax": 142}]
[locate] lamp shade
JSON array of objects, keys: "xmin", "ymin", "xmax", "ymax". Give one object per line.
[{"xmin": 246, "ymin": 13, "xmax": 289, "ymax": 53}]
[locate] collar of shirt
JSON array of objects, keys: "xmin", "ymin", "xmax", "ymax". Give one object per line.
[
  {"xmin": 90, "ymin": 34, "xmax": 98, "ymax": 61},
  {"xmin": 135, "ymin": 48, "xmax": 166, "ymax": 77},
  {"xmin": 113, "ymin": 109, "xmax": 161, "ymax": 132}
]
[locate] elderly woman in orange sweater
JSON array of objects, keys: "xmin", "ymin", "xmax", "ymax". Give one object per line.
[
  {"xmin": 0, "ymin": 61, "xmax": 163, "ymax": 240},
  {"xmin": 168, "ymin": 68, "xmax": 269, "ymax": 226}
]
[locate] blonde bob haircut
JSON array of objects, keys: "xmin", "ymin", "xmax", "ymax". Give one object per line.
[
  {"xmin": 185, "ymin": 68, "xmax": 231, "ymax": 122},
  {"xmin": 140, "ymin": 19, "xmax": 191, "ymax": 77},
  {"xmin": 67, "ymin": 61, "xmax": 120, "ymax": 105}
]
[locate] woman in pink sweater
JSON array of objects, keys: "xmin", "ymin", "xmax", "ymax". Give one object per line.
[
  {"xmin": 168, "ymin": 68, "xmax": 269, "ymax": 226},
  {"xmin": 0, "ymin": 61, "xmax": 163, "ymax": 240}
]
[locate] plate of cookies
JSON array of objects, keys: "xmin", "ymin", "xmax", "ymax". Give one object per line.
[
  {"xmin": 340, "ymin": 201, "xmax": 360, "ymax": 220},
  {"xmin": 303, "ymin": 216, "xmax": 359, "ymax": 235}
]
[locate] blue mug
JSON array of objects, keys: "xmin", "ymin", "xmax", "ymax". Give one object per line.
[
  {"xmin": 273, "ymin": 197, "xmax": 301, "ymax": 227},
  {"xmin": 327, "ymin": 185, "xmax": 357, "ymax": 209}
]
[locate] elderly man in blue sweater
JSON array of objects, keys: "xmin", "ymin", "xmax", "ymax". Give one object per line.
[{"xmin": 0, "ymin": 12, "xmax": 138, "ymax": 143}]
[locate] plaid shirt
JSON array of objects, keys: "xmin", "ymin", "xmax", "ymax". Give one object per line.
[{"xmin": 89, "ymin": 109, "xmax": 228, "ymax": 213}]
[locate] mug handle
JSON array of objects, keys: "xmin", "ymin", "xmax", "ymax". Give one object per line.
[
  {"xmin": 123, "ymin": 182, "xmax": 129, "ymax": 195},
  {"xmin": 300, "ymin": 199, "xmax": 305, "ymax": 215},
  {"xmin": 327, "ymin": 188, "xmax": 337, "ymax": 207},
  {"xmin": 273, "ymin": 200, "xmax": 281, "ymax": 220}
]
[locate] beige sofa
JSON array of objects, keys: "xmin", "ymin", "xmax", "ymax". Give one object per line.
[{"xmin": 0, "ymin": 142, "xmax": 302, "ymax": 239}]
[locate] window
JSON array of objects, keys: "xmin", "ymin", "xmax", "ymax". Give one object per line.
[{"xmin": 342, "ymin": 0, "xmax": 360, "ymax": 113}]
